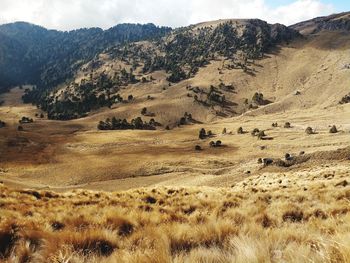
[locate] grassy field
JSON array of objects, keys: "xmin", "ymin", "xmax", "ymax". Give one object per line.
[{"xmin": 0, "ymin": 162, "xmax": 349, "ymax": 262}]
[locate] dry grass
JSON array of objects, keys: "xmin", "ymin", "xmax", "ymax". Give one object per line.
[
  {"xmin": 0, "ymin": 165, "xmax": 349, "ymax": 263},
  {"xmin": 0, "ymin": 26, "xmax": 350, "ymax": 263}
]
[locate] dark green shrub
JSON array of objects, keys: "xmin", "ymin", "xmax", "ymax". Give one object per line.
[
  {"xmin": 199, "ymin": 128, "xmax": 206, "ymax": 139},
  {"xmin": 329, "ymin": 125, "xmax": 338, "ymax": 133},
  {"xmin": 251, "ymin": 128, "xmax": 260, "ymax": 136},
  {"xmin": 284, "ymin": 122, "xmax": 291, "ymax": 128},
  {"xmin": 305, "ymin": 127, "xmax": 314, "ymax": 134}
]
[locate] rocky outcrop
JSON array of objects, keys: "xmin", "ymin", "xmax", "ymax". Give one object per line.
[{"xmin": 290, "ymin": 12, "xmax": 350, "ymax": 34}]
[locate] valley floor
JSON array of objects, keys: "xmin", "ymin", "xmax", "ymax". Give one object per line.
[
  {"xmin": 0, "ymin": 87, "xmax": 349, "ymax": 262},
  {"xmin": 0, "ymin": 87, "xmax": 349, "ymax": 191}
]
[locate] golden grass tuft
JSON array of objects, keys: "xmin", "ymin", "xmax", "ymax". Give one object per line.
[{"xmin": 0, "ymin": 165, "xmax": 350, "ymax": 262}]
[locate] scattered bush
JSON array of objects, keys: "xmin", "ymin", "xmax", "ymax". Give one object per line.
[
  {"xmin": 209, "ymin": 140, "xmax": 222, "ymax": 148},
  {"xmin": 19, "ymin": 117, "xmax": 33, "ymax": 124},
  {"xmin": 339, "ymin": 93, "xmax": 350, "ymax": 104},
  {"xmin": 222, "ymin": 128, "xmax": 227, "ymax": 134},
  {"xmin": 284, "ymin": 122, "xmax": 291, "ymax": 128},
  {"xmin": 329, "ymin": 125, "xmax": 338, "ymax": 133},
  {"xmin": 252, "ymin": 92, "xmax": 264, "ymax": 105},
  {"xmin": 17, "ymin": 126, "xmax": 23, "ymax": 131},
  {"xmin": 305, "ymin": 127, "xmax": 314, "ymax": 135},
  {"xmin": 272, "ymin": 122, "xmax": 278, "ymax": 127},
  {"xmin": 263, "ymin": 158, "xmax": 273, "ymax": 166},
  {"xmin": 199, "ymin": 128, "xmax": 206, "ymax": 139},
  {"xmin": 179, "ymin": 112, "xmax": 193, "ymax": 126},
  {"xmin": 257, "ymin": 131, "xmax": 266, "ymax": 140},
  {"xmin": 285, "ymin": 153, "xmax": 292, "ymax": 161},
  {"xmin": 98, "ymin": 117, "xmax": 158, "ymax": 131},
  {"xmin": 195, "ymin": 145, "xmax": 202, "ymax": 151},
  {"xmin": 237, "ymin": 127, "xmax": 244, "ymax": 134},
  {"xmin": 141, "ymin": 107, "xmax": 147, "ymax": 115},
  {"xmin": 251, "ymin": 128, "xmax": 260, "ymax": 136}
]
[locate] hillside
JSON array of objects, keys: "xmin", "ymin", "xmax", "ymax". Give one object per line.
[
  {"xmin": 30, "ymin": 20, "xmax": 350, "ymax": 130},
  {"xmin": 34, "ymin": 19, "xmax": 298, "ymax": 122},
  {"xmin": 291, "ymin": 11, "xmax": 350, "ymax": 35},
  {"xmin": 0, "ymin": 22, "xmax": 171, "ymax": 90}
]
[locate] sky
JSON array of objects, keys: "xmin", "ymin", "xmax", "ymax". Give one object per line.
[{"xmin": 0, "ymin": 0, "xmax": 348, "ymax": 31}]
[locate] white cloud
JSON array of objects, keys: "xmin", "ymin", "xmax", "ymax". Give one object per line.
[{"xmin": 0, "ymin": 0, "xmax": 335, "ymax": 30}]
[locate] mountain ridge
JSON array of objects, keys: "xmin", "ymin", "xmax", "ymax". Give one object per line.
[
  {"xmin": 0, "ymin": 21, "xmax": 171, "ymax": 91},
  {"xmin": 290, "ymin": 11, "xmax": 350, "ymax": 34},
  {"xmin": 1, "ymin": 12, "xmax": 349, "ymax": 125}
]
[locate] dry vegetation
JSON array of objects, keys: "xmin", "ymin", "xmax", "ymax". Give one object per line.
[
  {"xmin": 1, "ymin": 16, "xmax": 350, "ymax": 263},
  {"xmin": 0, "ymin": 163, "xmax": 349, "ymax": 263}
]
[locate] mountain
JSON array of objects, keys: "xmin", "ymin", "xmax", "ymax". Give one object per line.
[
  {"xmin": 1, "ymin": 13, "xmax": 350, "ymax": 125},
  {"xmin": 290, "ymin": 12, "xmax": 350, "ymax": 35},
  {"xmin": 22, "ymin": 19, "xmax": 299, "ymax": 120},
  {"xmin": 0, "ymin": 22, "xmax": 171, "ymax": 92}
]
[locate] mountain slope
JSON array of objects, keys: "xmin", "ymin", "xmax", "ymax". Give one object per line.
[
  {"xmin": 290, "ymin": 11, "xmax": 350, "ymax": 35},
  {"xmin": 0, "ymin": 22, "xmax": 171, "ymax": 90},
  {"xmin": 35, "ymin": 19, "xmax": 299, "ymax": 121},
  {"xmin": 34, "ymin": 15, "xmax": 350, "ymax": 127}
]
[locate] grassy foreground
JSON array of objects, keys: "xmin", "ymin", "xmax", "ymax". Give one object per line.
[{"xmin": 0, "ymin": 165, "xmax": 349, "ymax": 263}]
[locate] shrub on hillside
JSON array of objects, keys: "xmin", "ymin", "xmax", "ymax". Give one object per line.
[
  {"xmin": 141, "ymin": 107, "xmax": 147, "ymax": 115},
  {"xmin": 199, "ymin": 128, "xmax": 206, "ymax": 139},
  {"xmin": 179, "ymin": 112, "xmax": 194, "ymax": 126},
  {"xmin": 252, "ymin": 92, "xmax": 264, "ymax": 105},
  {"xmin": 19, "ymin": 117, "xmax": 33, "ymax": 124},
  {"xmin": 305, "ymin": 127, "xmax": 314, "ymax": 135},
  {"xmin": 209, "ymin": 140, "xmax": 222, "ymax": 148},
  {"xmin": 329, "ymin": 125, "xmax": 338, "ymax": 134},
  {"xmin": 284, "ymin": 122, "xmax": 291, "ymax": 128},
  {"xmin": 257, "ymin": 131, "xmax": 266, "ymax": 140},
  {"xmin": 251, "ymin": 128, "xmax": 260, "ymax": 136},
  {"xmin": 339, "ymin": 93, "xmax": 350, "ymax": 104},
  {"xmin": 97, "ymin": 117, "xmax": 158, "ymax": 131}
]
